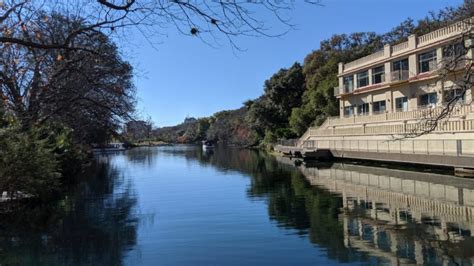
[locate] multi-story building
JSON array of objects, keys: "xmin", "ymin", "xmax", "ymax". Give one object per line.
[
  {"xmin": 277, "ymin": 18, "xmax": 474, "ymax": 173},
  {"xmin": 335, "ymin": 18, "xmax": 472, "ymax": 118}
]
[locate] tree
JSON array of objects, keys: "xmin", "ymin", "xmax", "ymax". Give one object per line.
[
  {"xmin": 289, "ymin": 32, "xmax": 383, "ymax": 135},
  {"xmin": 246, "ymin": 63, "xmax": 305, "ymax": 139},
  {"xmin": 0, "ymin": 13, "xmax": 136, "ymax": 144},
  {"xmin": 0, "ymin": 0, "xmax": 321, "ymax": 51}
]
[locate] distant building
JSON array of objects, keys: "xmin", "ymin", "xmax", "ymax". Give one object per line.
[
  {"xmin": 183, "ymin": 117, "xmax": 197, "ymax": 124},
  {"xmin": 125, "ymin": 120, "xmax": 152, "ymax": 140}
]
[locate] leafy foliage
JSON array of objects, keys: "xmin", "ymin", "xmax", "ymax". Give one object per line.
[{"xmin": 0, "ymin": 126, "xmax": 60, "ymax": 200}]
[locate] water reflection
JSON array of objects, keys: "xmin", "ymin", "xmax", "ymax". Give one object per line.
[
  {"xmin": 175, "ymin": 146, "xmax": 474, "ymax": 265},
  {"xmin": 297, "ymin": 161, "xmax": 474, "ymax": 265},
  {"xmin": 0, "ymin": 157, "xmax": 138, "ymax": 265},
  {"xmin": 0, "ymin": 145, "xmax": 473, "ymax": 265}
]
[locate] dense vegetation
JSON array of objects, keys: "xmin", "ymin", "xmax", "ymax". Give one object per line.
[
  {"xmin": 0, "ymin": 12, "xmax": 136, "ymax": 199},
  {"xmin": 152, "ymin": 1, "xmax": 472, "ymax": 147}
]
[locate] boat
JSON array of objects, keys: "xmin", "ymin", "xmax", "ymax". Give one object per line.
[{"xmin": 202, "ymin": 140, "xmax": 214, "ymax": 150}]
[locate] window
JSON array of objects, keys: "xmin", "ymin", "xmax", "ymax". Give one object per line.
[
  {"xmin": 443, "ymin": 42, "xmax": 466, "ymax": 58},
  {"xmin": 395, "ymin": 97, "xmax": 408, "ymax": 112},
  {"xmin": 358, "ymin": 103, "xmax": 369, "ymax": 115},
  {"xmin": 357, "ymin": 71, "xmax": 369, "ymax": 88},
  {"xmin": 392, "ymin": 58, "xmax": 409, "ymax": 81},
  {"xmin": 373, "ymin": 100, "xmax": 386, "ymax": 114},
  {"xmin": 418, "ymin": 50, "xmax": 437, "ymax": 73},
  {"xmin": 343, "ymin": 76, "xmax": 354, "ymax": 93},
  {"xmin": 444, "ymin": 88, "xmax": 465, "ymax": 104},
  {"xmin": 372, "ymin": 65, "xmax": 385, "ymax": 84},
  {"xmin": 419, "ymin": 93, "xmax": 437, "ymax": 107},
  {"xmin": 343, "ymin": 105, "xmax": 355, "ymax": 117}
]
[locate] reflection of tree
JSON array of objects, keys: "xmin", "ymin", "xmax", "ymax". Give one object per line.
[
  {"xmin": 125, "ymin": 147, "xmax": 160, "ymax": 166},
  {"xmin": 0, "ymin": 160, "xmax": 138, "ymax": 265},
  {"xmin": 173, "ymin": 145, "xmax": 373, "ymax": 263}
]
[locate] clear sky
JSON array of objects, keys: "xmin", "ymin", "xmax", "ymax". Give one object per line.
[{"xmin": 127, "ymin": 0, "xmax": 462, "ymax": 127}]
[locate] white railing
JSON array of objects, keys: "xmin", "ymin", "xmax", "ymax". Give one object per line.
[
  {"xmin": 303, "ymin": 139, "xmax": 474, "ymax": 157},
  {"xmin": 307, "ymin": 117, "xmax": 474, "ymax": 137},
  {"xmin": 391, "ymin": 41, "xmax": 409, "ymax": 55},
  {"xmin": 324, "ymin": 105, "xmax": 473, "ymax": 128},
  {"xmin": 296, "ymin": 105, "xmax": 474, "ymax": 142},
  {"xmin": 418, "ymin": 18, "xmax": 472, "ymax": 47},
  {"xmin": 344, "ymin": 50, "xmax": 385, "ymax": 71}
]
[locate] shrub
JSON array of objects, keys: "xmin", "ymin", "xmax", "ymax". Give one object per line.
[{"xmin": 0, "ymin": 127, "xmax": 61, "ymax": 200}]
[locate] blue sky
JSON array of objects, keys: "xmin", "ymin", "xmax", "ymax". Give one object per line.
[{"xmin": 127, "ymin": 0, "xmax": 462, "ymax": 127}]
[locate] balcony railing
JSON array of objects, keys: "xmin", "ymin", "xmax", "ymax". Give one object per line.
[
  {"xmin": 391, "ymin": 41, "xmax": 409, "ymax": 55},
  {"xmin": 417, "ymin": 18, "xmax": 473, "ymax": 47},
  {"xmin": 344, "ymin": 50, "xmax": 385, "ymax": 71},
  {"xmin": 334, "ymin": 85, "xmax": 355, "ymax": 96},
  {"xmin": 390, "ymin": 70, "xmax": 409, "ymax": 82}
]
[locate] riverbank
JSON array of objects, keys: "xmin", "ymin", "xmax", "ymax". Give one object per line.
[{"xmin": 130, "ymin": 140, "xmax": 172, "ymax": 147}]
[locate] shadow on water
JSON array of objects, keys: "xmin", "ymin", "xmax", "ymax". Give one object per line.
[{"xmin": 0, "ymin": 157, "xmax": 138, "ymax": 265}]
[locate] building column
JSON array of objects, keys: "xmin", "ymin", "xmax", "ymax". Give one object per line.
[
  {"xmin": 414, "ymin": 241, "xmax": 425, "ymax": 265},
  {"xmin": 408, "ymin": 54, "xmax": 418, "ymax": 78},
  {"xmin": 436, "ymin": 80, "xmax": 443, "ymax": 106},
  {"xmin": 353, "ymin": 73, "xmax": 358, "ymax": 90},
  {"xmin": 386, "ymin": 91, "xmax": 393, "ymax": 113},
  {"xmin": 368, "ymin": 68, "xmax": 373, "ymax": 86},
  {"xmin": 408, "ymin": 34, "xmax": 418, "ymax": 78},
  {"xmin": 436, "ymin": 46, "xmax": 443, "ymax": 66},
  {"xmin": 368, "ymin": 95, "xmax": 374, "ymax": 115},
  {"xmin": 384, "ymin": 61, "xmax": 392, "ymax": 83},
  {"xmin": 343, "ymin": 216, "xmax": 350, "ymax": 248},
  {"xmin": 340, "ymin": 99, "xmax": 344, "ymax": 118},
  {"xmin": 408, "ymin": 85, "xmax": 418, "ymax": 111}
]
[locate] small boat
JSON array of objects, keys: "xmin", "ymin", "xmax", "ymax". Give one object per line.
[{"xmin": 202, "ymin": 140, "xmax": 214, "ymax": 150}]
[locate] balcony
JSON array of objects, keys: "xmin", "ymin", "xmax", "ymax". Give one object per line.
[
  {"xmin": 334, "ymin": 85, "xmax": 354, "ymax": 96},
  {"xmin": 390, "ymin": 70, "xmax": 409, "ymax": 82},
  {"xmin": 339, "ymin": 17, "xmax": 473, "ymax": 76}
]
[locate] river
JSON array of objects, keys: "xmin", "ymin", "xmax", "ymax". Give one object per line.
[{"xmin": 0, "ymin": 145, "xmax": 473, "ymax": 265}]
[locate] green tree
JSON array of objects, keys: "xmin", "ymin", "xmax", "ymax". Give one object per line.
[
  {"xmin": 0, "ymin": 127, "xmax": 61, "ymax": 199},
  {"xmin": 247, "ymin": 62, "xmax": 305, "ymax": 140}
]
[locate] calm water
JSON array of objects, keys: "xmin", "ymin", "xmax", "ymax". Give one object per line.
[{"xmin": 1, "ymin": 145, "xmax": 474, "ymax": 265}]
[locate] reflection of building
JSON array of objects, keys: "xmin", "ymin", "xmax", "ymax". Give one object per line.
[
  {"xmin": 277, "ymin": 18, "xmax": 474, "ymax": 171},
  {"xmin": 299, "ymin": 163, "xmax": 474, "ymax": 265}
]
